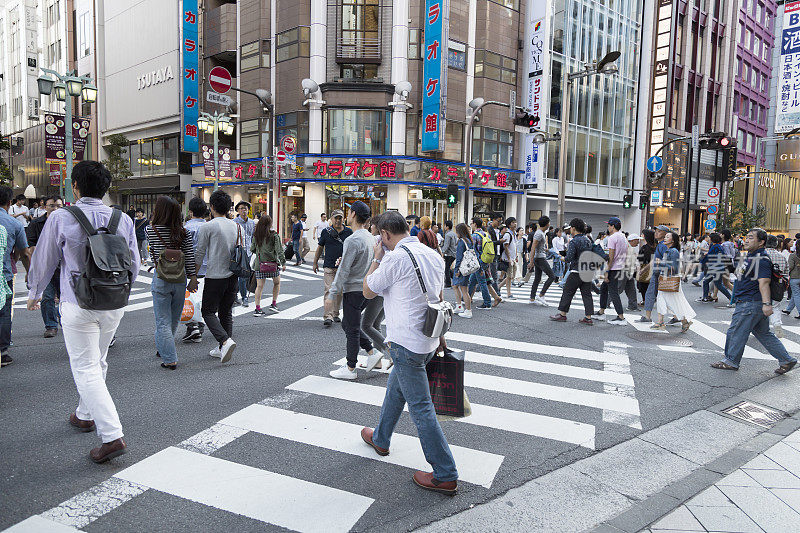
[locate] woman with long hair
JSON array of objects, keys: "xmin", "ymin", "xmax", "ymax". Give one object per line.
[
  {"xmin": 451, "ymin": 222, "xmax": 474, "ymax": 318},
  {"xmin": 417, "ymin": 215, "xmax": 441, "ymax": 254},
  {"xmin": 652, "ymin": 232, "xmax": 695, "ymax": 333},
  {"xmin": 250, "ymin": 214, "xmax": 286, "ymax": 315},
  {"xmin": 145, "ymin": 196, "xmax": 198, "ymax": 369},
  {"xmin": 636, "ymin": 229, "xmax": 656, "ymax": 305}
]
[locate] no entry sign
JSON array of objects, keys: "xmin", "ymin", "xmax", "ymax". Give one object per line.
[
  {"xmin": 282, "ymin": 136, "xmax": 297, "ymax": 154},
  {"xmin": 208, "ymin": 66, "xmax": 232, "ymax": 94}
]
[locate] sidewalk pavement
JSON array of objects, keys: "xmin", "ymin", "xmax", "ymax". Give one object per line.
[
  {"xmin": 419, "ymin": 371, "xmax": 800, "ymax": 533},
  {"xmin": 642, "ymin": 427, "xmax": 800, "ymax": 533}
]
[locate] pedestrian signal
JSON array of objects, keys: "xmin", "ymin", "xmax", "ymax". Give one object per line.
[
  {"xmin": 639, "ymin": 195, "xmax": 648, "ymax": 210},
  {"xmin": 446, "ymin": 183, "xmax": 458, "ymax": 208},
  {"xmin": 623, "ymin": 193, "xmax": 633, "ymax": 209}
]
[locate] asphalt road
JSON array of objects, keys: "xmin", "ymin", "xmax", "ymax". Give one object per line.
[{"xmin": 1, "ymin": 264, "xmax": 796, "ymax": 532}]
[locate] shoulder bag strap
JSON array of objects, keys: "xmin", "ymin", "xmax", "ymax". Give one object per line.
[
  {"xmin": 399, "ymin": 245, "xmax": 432, "ymax": 304},
  {"xmin": 236, "ymin": 223, "xmax": 242, "ymax": 246},
  {"xmin": 63, "ymin": 206, "xmax": 98, "ymax": 236},
  {"xmin": 107, "ymin": 209, "xmax": 122, "ymax": 235}
]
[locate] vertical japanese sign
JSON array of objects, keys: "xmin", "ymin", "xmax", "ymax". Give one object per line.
[
  {"xmin": 181, "ymin": 0, "xmax": 199, "ymax": 153},
  {"xmin": 777, "ymin": 1, "xmax": 800, "ymax": 133},
  {"xmin": 25, "ymin": 0, "xmax": 39, "ymax": 119},
  {"xmin": 422, "ymin": 0, "xmax": 449, "ymax": 152},
  {"xmin": 648, "ymin": 0, "xmax": 676, "ymax": 158},
  {"xmin": 44, "ymin": 113, "xmax": 90, "ymax": 163},
  {"xmin": 522, "ymin": 0, "xmax": 549, "ymax": 189}
]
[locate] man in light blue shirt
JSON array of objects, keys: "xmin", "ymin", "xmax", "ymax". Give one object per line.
[
  {"xmin": 234, "ymin": 201, "xmax": 255, "ymax": 306},
  {"xmin": 0, "ymin": 186, "xmax": 30, "ymax": 366}
]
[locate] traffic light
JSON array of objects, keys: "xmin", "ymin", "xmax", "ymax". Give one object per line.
[
  {"xmin": 513, "ymin": 111, "xmax": 539, "ymax": 128},
  {"xmin": 446, "ymin": 183, "xmax": 458, "ymax": 208},
  {"xmin": 720, "ymin": 139, "xmax": 738, "ymax": 181},
  {"xmin": 623, "ymin": 193, "xmax": 633, "ymax": 209},
  {"xmin": 699, "ymin": 132, "xmax": 731, "ymax": 150},
  {"xmin": 639, "ymin": 195, "xmax": 648, "ymax": 210}
]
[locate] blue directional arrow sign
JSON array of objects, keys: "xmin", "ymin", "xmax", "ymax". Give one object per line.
[
  {"xmin": 646, "ymin": 156, "xmax": 664, "ymax": 173},
  {"xmin": 704, "ymin": 219, "xmax": 717, "ymax": 231}
]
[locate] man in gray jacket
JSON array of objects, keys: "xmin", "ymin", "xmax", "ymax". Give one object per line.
[
  {"xmin": 329, "ymin": 201, "xmax": 377, "ymax": 380},
  {"xmin": 442, "ymin": 220, "xmax": 457, "ymax": 288}
]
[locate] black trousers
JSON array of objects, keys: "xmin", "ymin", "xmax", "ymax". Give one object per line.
[
  {"xmin": 558, "ymin": 272, "xmax": 594, "ymax": 316},
  {"xmin": 444, "ymin": 255, "xmax": 455, "ymax": 287},
  {"xmin": 342, "ymin": 292, "xmax": 373, "ymax": 369},
  {"xmin": 530, "ymin": 257, "xmax": 557, "ymax": 299},
  {"xmin": 637, "ymin": 280, "xmax": 649, "ymax": 303},
  {"xmin": 201, "ymin": 275, "xmax": 238, "ymax": 345},
  {"xmin": 617, "ymin": 275, "xmax": 638, "ymax": 308},
  {"xmin": 599, "ymin": 270, "xmax": 624, "ymax": 316}
]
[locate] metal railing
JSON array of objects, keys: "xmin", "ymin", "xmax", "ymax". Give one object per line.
[{"xmin": 336, "ymin": 37, "xmax": 381, "ymax": 61}]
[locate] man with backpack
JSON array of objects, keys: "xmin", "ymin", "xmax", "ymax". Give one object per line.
[
  {"xmin": 712, "ymin": 228, "xmax": 796, "ymax": 374},
  {"xmin": 468, "ymin": 217, "xmax": 501, "ymax": 309},
  {"xmin": 26, "ymin": 161, "xmax": 140, "ymax": 463},
  {"xmin": 765, "ymin": 235, "xmax": 789, "ymax": 338},
  {"xmin": 313, "ymin": 209, "xmax": 353, "ymax": 326}
]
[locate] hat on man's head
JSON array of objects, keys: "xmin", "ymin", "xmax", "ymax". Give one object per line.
[
  {"xmin": 606, "ymin": 217, "xmax": 621, "ymax": 226},
  {"xmin": 628, "ymin": 234, "xmax": 642, "ymax": 242},
  {"xmin": 331, "ymin": 209, "xmax": 344, "ymax": 218},
  {"xmin": 301, "ymin": 213, "xmax": 307, "ymax": 218},
  {"xmin": 656, "ymin": 224, "xmax": 670, "ymax": 232},
  {"xmin": 234, "ymin": 201, "xmax": 250, "ymax": 210},
  {"xmin": 349, "ymin": 200, "xmax": 371, "ymax": 219}
]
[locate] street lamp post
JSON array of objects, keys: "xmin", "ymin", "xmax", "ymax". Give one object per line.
[
  {"xmin": 463, "ymin": 98, "xmax": 510, "ymax": 223},
  {"xmin": 197, "ymin": 111, "xmax": 234, "ymax": 191},
  {"xmin": 229, "ymin": 87, "xmax": 274, "ymax": 215},
  {"xmin": 37, "ymin": 69, "xmax": 97, "ymax": 203},
  {"xmin": 556, "ymin": 51, "xmax": 620, "ymax": 229}
]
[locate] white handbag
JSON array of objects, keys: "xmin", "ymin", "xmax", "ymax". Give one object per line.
[{"xmin": 458, "ymin": 240, "xmax": 481, "ymax": 276}]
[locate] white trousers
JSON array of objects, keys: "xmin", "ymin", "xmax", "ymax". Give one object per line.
[{"xmin": 61, "ymin": 301, "xmax": 125, "ymax": 443}]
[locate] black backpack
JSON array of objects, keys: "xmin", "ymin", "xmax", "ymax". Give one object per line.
[
  {"xmin": 761, "ymin": 252, "xmax": 788, "ymax": 302},
  {"xmin": 65, "ymin": 206, "xmax": 133, "ymax": 310}
]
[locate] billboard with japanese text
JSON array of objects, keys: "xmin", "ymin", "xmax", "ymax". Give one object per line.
[
  {"xmin": 777, "ymin": 1, "xmax": 800, "ymax": 133},
  {"xmin": 421, "ymin": 0, "xmax": 449, "ymax": 152},
  {"xmin": 522, "ymin": 0, "xmax": 549, "ymax": 189},
  {"xmin": 181, "ymin": 0, "xmax": 199, "ymax": 152}
]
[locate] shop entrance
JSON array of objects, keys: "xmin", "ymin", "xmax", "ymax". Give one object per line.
[
  {"xmin": 325, "ymin": 184, "xmax": 387, "ymax": 218},
  {"xmin": 281, "ymin": 184, "xmax": 306, "ymax": 236}
]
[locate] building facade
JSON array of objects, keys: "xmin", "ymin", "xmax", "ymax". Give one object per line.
[{"xmin": 734, "ymin": 0, "xmax": 776, "ymax": 167}]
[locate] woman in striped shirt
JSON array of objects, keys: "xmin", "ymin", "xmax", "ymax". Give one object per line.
[{"xmin": 146, "ymin": 196, "xmax": 198, "ymax": 369}]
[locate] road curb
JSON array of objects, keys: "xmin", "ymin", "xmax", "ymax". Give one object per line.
[{"xmin": 416, "ymin": 371, "xmax": 800, "ymax": 533}]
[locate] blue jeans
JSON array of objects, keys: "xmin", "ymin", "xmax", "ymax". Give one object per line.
[
  {"xmin": 644, "ymin": 274, "xmax": 659, "ymax": 312},
  {"xmin": 373, "ymin": 343, "xmax": 458, "ymax": 482},
  {"xmin": 730, "ymin": 279, "xmax": 741, "ymax": 305},
  {"xmin": 41, "ymin": 277, "xmax": 60, "ymax": 329},
  {"xmin": 0, "ymin": 278, "xmax": 12, "ymax": 353},
  {"xmin": 786, "ymin": 279, "xmax": 800, "ymax": 313},
  {"xmin": 468, "ymin": 267, "xmax": 491, "ymax": 306},
  {"xmin": 151, "ymin": 276, "xmax": 186, "ymax": 364},
  {"xmin": 703, "ymin": 276, "xmax": 732, "ymax": 301},
  {"xmin": 693, "ymin": 271, "xmax": 705, "ymax": 284},
  {"xmin": 292, "ymin": 239, "xmax": 301, "ymax": 262},
  {"xmin": 238, "ymin": 276, "xmax": 248, "ymax": 299},
  {"xmin": 723, "ymin": 300, "xmax": 796, "ymax": 368}
]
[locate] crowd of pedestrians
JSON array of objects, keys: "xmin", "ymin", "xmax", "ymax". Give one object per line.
[{"xmin": 2, "ymin": 159, "xmax": 799, "ymax": 496}]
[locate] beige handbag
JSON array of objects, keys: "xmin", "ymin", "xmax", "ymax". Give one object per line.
[{"xmin": 658, "ymin": 275, "xmax": 681, "ymax": 292}]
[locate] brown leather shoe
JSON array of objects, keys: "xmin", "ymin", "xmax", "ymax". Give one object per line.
[
  {"xmin": 361, "ymin": 427, "xmax": 389, "ymax": 456},
  {"xmin": 413, "ymin": 471, "xmax": 457, "ymax": 495},
  {"xmin": 43, "ymin": 328, "xmax": 58, "ymax": 338},
  {"xmin": 69, "ymin": 413, "xmax": 96, "ymax": 433},
  {"xmin": 90, "ymin": 438, "xmax": 127, "ymax": 463}
]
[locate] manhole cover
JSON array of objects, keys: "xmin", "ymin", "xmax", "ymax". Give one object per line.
[
  {"xmin": 722, "ymin": 401, "xmax": 786, "ymax": 429},
  {"xmin": 626, "ymin": 332, "xmax": 694, "ymax": 346}
]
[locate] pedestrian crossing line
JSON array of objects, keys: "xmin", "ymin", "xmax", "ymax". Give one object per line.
[
  {"xmin": 601, "ymin": 342, "xmax": 642, "ymax": 430},
  {"xmin": 37, "ymin": 477, "xmax": 148, "ymax": 530},
  {"xmin": 176, "ymin": 423, "xmax": 250, "ymax": 455},
  {"xmin": 329, "ymin": 358, "xmax": 639, "ymax": 416},
  {"xmin": 295, "ymin": 263, "xmax": 323, "ymax": 275},
  {"xmin": 444, "ymin": 331, "xmax": 630, "ymax": 365},
  {"xmin": 267, "ymin": 296, "xmax": 325, "ymax": 320},
  {"xmin": 625, "ymin": 316, "xmax": 669, "ymax": 333},
  {"xmin": 220, "ymin": 404, "xmax": 504, "ymax": 488},
  {"xmin": 280, "ymin": 270, "xmax": 322, "ymax": 281},
  {"xmin": 2, "ymin": 515, "xmax": 81, "ymax": 532},
  {"xmin": 287, "ymin": 375, "xmax": 596, "ymax": 449},
  {"xmin": 689, "ymin": 320, "xmax": 772, "ymax": 360},
  {"xmin": 783, "ymin": 325, "xmax": 800, "ymax": 337},
  {"xmin": 115, "ymin": 446, "xmax": 375, "ymax": 533},
  {"xmin": 134, "ymin": 272, "xmax": 153, "ymax": 283},
  {"xmin": 333, "ymin": 349, "xmax": 634, "ymax": 387},
  {"xmin": 659, "ymin": 345, "xmax": 699, "ymax": 353},
  {"xmin": 231, "ymin": 293, "xmax": 300, "ymax": 317}
]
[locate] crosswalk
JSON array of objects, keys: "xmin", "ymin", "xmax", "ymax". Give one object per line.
[{"xmin": 8, "ymin": 330, "xmax": 638, "ymax": 532}]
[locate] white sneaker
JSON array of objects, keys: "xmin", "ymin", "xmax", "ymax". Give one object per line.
[
  {"xmin": 363, "ymin": 351, "xmax": 384, "ymax": 372},
  {"xmin": 775, "ymin": 325, "xmax": 785, "ymax": 338},
  {"xmin": 219, "ymin": 338, "xmax": 236, "ymax": 363},
  {"xmin": 608, "ymin": 316, "xmax": 628, "ymax": 326},
  {"xmin": 592, "ymin": 313, "xmax": 607, "ymax": 321},
  {"xmin": 460, "ymin": 309, "xmax": 473, "ymax": 318},
  {"xmin": 330, "ymin": 365, "xmax": 357, "ymax": 380},
  {"xmin": 453, "ymin": 304, "xmax": 464, "ymax": 314},
  {"xmin": 535, "ymin": 296, "xmax": 549, "ymax": 307},
  {"xmin": 209, "ymin": 346, "xmax": 222, "ymax": 358}
]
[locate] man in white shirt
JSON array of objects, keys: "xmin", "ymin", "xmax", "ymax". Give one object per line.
[
  {"xmin": 313, "ymin": 213, "xmax": 329, "ymax": 240},
  {"xmin": 300, "ymin": 213, "xmax": 311, "ymax": 259},
  {"xmin": 360, "ymin": 210, "xmax": 458, "ymax": 495},
  {"xmin": 9, "ymin": 195, "xmax": 30, "ymax": 227}
]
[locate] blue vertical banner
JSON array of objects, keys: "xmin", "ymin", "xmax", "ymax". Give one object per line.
[
  {"xmin": 422, "ymin": 0, "xmax": 448, "ymax": 152},
  {"xmin": 181, "ymin": 0, "xmax": 199, "ymax": 153}
]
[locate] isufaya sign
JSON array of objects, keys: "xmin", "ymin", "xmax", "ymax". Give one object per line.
[{"xmin": 137, "ymin": 66, "xmax": 175, "ymax": 90}]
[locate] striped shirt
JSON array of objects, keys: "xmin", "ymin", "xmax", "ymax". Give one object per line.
[{"xmin": 145, "ymin": 225, "xmax": 197, "ymax": 277}]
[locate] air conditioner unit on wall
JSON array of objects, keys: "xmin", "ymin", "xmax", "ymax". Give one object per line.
[
  {"xmin": 408, "ymin": 189, "xmax": 423, "ymax": 200},
  {"xmin": 287, "ymin": 186, "xmax": 303, "ymax": 197}
]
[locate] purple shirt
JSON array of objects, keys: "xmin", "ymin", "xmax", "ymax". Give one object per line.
[
  {"xmin": 607, "ymin": 231, "xmax": 628, "ymax": 271},
  {"xmin": 27, "ymin": 197, "xmax": 141, "ymax": 305}
]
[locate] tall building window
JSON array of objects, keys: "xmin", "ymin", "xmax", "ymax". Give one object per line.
[
  {"xmin": 78, "ymin": 12, "xmax": 91, "ymax": 57},
  {"xmin": 276, "ymin": 27, "xmax": 310, "ymax": 62},
  {"xmin": 276, "ymin": 111, "xmax": 309, "ymax": 153},
  {"xmin": 471, "ymin": 127, "xmax": 513, "ymax": 167},
  {"xmin": 241, "ymin": 41, "xmax": 260, "ymax": 71},
  {"xmin": 408, "ymin": 29, "xmax": 421, "ymax": 59},
  {"xmin": 337, "ymin": 0, "xmax": 380, "ymax": 62},
  {"xmin": 474, "ymin": 50, "xmax": 517, "ymax": 85},
  {"xmin": 339, "ymin": 64, "xmax": 378, "ymax": 80},
  {"xmin": 324, "ymin": 108, "xmax": 389, "ymax": 155}
]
